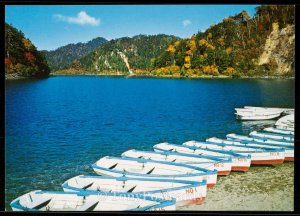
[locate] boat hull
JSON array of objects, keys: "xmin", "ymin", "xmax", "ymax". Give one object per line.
[
  {"xmin": 264, "ymin": 127, "xmax": 294, "ymax": 135},
  {"xmin": 250, "ymin": 131, "xmax": 294, "ymax": 142},
  {"xmin": 62, "ymin": 175, "xmax": 207, "ymax": 207},
  {"xmin": 235, "ymin": 113, "xmax": 281, "ymax": 120},
  {"xmin": 93, "ymin": 167, "xmax": 216, "ymax": 189},
  {"xmin": 10, "ymin": 190, "xmax": 176, "ymax": 211},
  {"xmin": 122, "ymin": 149, "xmax": 231, "ymax": 176},
  {"xmin": 155, "ymin": 143, "xmax": 251, "ymax": 173},
  {"xmin": 205, "ymin": 138, "xmax": 286, "ymax": 165},
  {"xmin": 92, "ymin": 156, "xmax": 217, "ymax": 188}
]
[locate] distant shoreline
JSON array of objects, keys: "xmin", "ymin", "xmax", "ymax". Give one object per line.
[
  {"xmin": 49, "ymin": 73, "xmax": 294, "ymax": 80},
  {"xmin": 5, "ymin": 72, "xmax": 295, "ymax": 80}
]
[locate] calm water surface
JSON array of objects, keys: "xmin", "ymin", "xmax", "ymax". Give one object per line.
[{"xmin": 5, "ymin": 76, "xmax": 294, "ymax": 210}]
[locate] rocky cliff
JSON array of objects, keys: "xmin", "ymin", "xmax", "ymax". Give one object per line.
[{"xmin": 258, "ymin": 23, "xmax": 295, "ymax": 76}]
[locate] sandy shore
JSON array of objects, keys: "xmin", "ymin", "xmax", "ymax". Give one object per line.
[{"xmin": 178, "ymin": 162, "xmax": 294, "ymax": 211}]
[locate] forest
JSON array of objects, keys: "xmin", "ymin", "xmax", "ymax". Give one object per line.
[
  {"xmin": 151, "ymin": 5, "xmax": 295, "ymax": 77},
  {"xmin": 5, "ymin": 5, "xmax": 295, "ymax": 79},
  {"xmin": 5, "ymin": 23, "xmax": 50, "ymax": 78}
]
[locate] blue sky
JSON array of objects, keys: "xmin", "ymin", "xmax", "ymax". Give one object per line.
[{"xmin": 5, "ymin": 5, "xmax": 259, "ymax": 51}]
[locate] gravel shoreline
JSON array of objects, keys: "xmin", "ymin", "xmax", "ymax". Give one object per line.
[{"xmin": 178, "ymin": 162, "xmax": 294, "ymax": 211}]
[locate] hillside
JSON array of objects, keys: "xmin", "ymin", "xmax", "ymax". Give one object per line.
[
  {"xmin": 60, "ymin": 34, "xmax": 179, "ymax": 75},
  {"xmin": 52, "ymin": 5, "xmax": 295, "ymax": 78},
  {"xmin": 42, "ymin": 37, "xmax": 107, "ymax": 71},
  {"xmin": 151, "ymin": 5, "xmax": 295, "ymax": 77},
  {"xmin": 5, "ymin": 23, "xmax": 50, "ymax": 79}
]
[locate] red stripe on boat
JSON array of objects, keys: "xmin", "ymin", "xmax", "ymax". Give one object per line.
[
  {"xmin": 251, "ymin": 159, "xmax": 284, "ymax": 165},
  {"xmin": 231, "ymin": 166, "xmax": 250, "ymax": 172},
  {"xmin": 176, "ymin": 197, "xmax": 205, "ymax": 206},
  {"xmin": 284, "ymin": 157, "xmax": 294, "ymax": 161},
  {"xmin": 207, "ymin": 183, "xmax": 215, "ymax": 188},
  {"xmin": 217, "ymin": 170, "xmax": 231, "ymax": 175}
]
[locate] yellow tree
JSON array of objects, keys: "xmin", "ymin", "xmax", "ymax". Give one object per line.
[
  {"xmin": 174, "ymin": 40, "xmax": 181, "ymax": 47},
  {"xmin": 217, "ymin": 37, "xmax": 225, "ymax": 46},
  {"xmin": 207, "ymin": 32, "xmax": 213, "ymax": 42},
  {"xmin": 184, "ymin": 56, "xmax": 191, "ymax": 69},
  {"xmin": 166, "ymin": 44, "xmax": 176, "ymax": 53},
  {"xmin": 166, "ymin": 44, "xmax": 176, "ymax": 65},
  {"xmin": 22, "ymin": 38, "xmax": 33, "ymax": 51}
]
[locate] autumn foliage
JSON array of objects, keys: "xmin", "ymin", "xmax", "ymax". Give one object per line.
[
  {"xmin": 153, "ymin": 5, "xmax": 294, "ymax": 77},
  {"xmin": 25, "ymin": 52, "xmax": 36, "ymax": 63},
  {"xmin": 5, "ymin": 23, "xmax": 50, "ymax": 77}
]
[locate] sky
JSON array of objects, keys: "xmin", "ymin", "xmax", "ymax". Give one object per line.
[{"xmin": 5, "ymin": 5, "xmax": 259, "ymax": 51}]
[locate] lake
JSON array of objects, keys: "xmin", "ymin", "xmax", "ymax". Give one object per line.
[{"xmin": 5, "ymin": 76, "xmax": 295, "ymax": 211}]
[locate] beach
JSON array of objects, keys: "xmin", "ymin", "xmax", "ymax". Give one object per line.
[{"xmin": 178, "ymin": 162, "xmax": 294, "ymax": 211}]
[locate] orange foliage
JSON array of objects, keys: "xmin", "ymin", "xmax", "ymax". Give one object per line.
[
  {"xmin": 202, "ymin": 64, "xmax": 219, "ymax": 76},
  {"xmin": 22, "ymin": 38, "xmax": 33, "ymax": 50},
  {"xmin": 5, "ymin": 58, "xmax": 12, "ymax": 65},
  {"xmin": 185, "ymin": 50, "xmax": 193, "ymax": 56},
  {"xmin": 25, "ymin": 52, "xmax": 36, "ymax": 63},
  {"xmin": 223, "ymin": 67, "xmax": 235, "ymax": 75}
]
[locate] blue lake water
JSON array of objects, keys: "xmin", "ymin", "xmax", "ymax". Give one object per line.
[{"xmin": 5, "ymin": 76, "xmax": 295, "ymax": 210}]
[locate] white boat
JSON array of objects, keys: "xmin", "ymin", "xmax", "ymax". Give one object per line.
[
  {"xmin": 235, "ymin": 110, "xmax": 282, "ymax": 120},
  {"xmin": 153, "ymin": 142, "xmax": 251, "ymax": 172},
  {"xmin": 121, "ymin": 149, "xmax": 232, "ymax": 176},
  {"xmin": 223, "ymin": 134, "xmax": 294, "ymax": 161},
  {"xmin": 92, "ymin": 156, "xmax": 218, "ymax": 188},
  {"xmin": 191, "ymin": 138, "xmax": 285, "ymax": 165},
  {"xmin": 226, "ymin": 133, "xmax": 294, "ymax": 147},
  {"xmin": 276, "ymin": 124, "xmax": 294, "ymax": 131},
  {"xmin": 10, "ymin": 190, "xmax": 176, "ymax": 211},
  {"xmin": 243, "ymin": 106, "xmax": 294, "ymax": 115},
  {"xmin": 244, "ymin": 106, "xmax": 293, "ymax": 111},
  {"xmin": 235, "ymin": 108, "xmax": 281, "ymax": 114},
  {"xmin": 62, "ymin": 175, "xmax": 207, "ymax": 206},
  {"xmin": 275, "ymin": 114, "xmax": 294, "ymax": 130},
  {"xmin": 263, "ymin": 127, "xmax": 294, "ymax": 135},
  {"xmin": 249, "ymin": 131, "xmax": 294, "ymax": 142}
]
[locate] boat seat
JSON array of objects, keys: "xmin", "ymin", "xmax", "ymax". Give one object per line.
[
  {"xmin": 108, "ymin": 163, "xmax": 118, "ymax": 169},
  {"xmin": 82, "ymin": 182, "xmax": 94, "ymax": 190},
  {"xmin": 146, "ymin": 167, "xmax": 155, "ymax": 174},
  {"xmin": 126, "ymin": 185, "xmax": 137, "ymax": 192},
  {"xmin": 27, "ymin": 198, "xmax": 52, "ymax": 210}
]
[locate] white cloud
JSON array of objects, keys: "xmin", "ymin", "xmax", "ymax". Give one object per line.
[
  {"xmin": 53, "ymin": 11, "xmax": 100, "ymax": 26},
  {"xmin": 182, "ymin": 19, "xmax": 191, "ymax": 27}
]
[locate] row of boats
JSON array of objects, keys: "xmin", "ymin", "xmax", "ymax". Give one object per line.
[
  {"xmin": 10, "ymin": 113, "xmax": 294, "ymax": 211},
  {"xmin": 235, "ymin": 106, "xmax": 294, "ymax": 120}
]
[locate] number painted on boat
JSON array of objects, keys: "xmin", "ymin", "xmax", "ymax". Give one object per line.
[
  {"xmin": 270, "ymin": 152, "xmax": 279, "ymax": 156},
  {"xmin": 237, "ymin": 158, "xmax": 247, "ymax": 162},
  {"xmin": 214, "ymin": 163, "xmax": 224, "ymax": 167},
  {"xmin": 186, "ymin": 188, "xmax": 194, "ymax": 194}
]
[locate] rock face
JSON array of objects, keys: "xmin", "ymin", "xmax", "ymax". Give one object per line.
[
  {"xmin": 258, "ymin": 23, "xmax": 295, "ymax": 76},
  {"xmin": 117, "ymin": 50, "xmax": 133, "ymax": 75}
]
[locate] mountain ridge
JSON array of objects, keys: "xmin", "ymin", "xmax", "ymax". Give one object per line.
[{"xmin": 42, "ymin": 37, "xmax": 108, "ymax": 71}]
